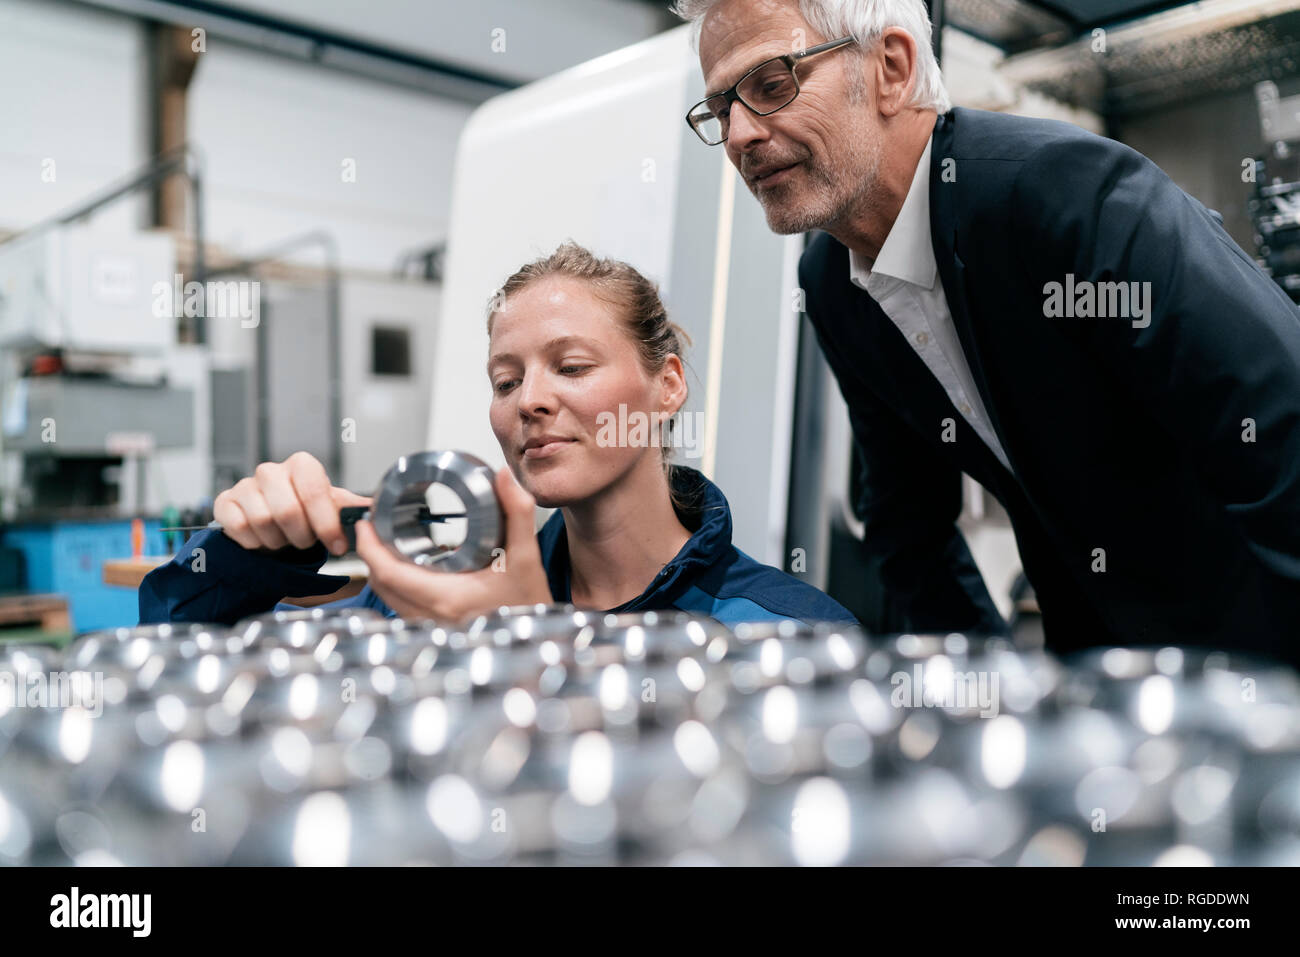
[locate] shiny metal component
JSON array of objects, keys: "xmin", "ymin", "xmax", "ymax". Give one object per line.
[
  {"xmin": 715, "ymin": 677, "xmax": 884, "ymax": 783},
  {"xmin": 463, "ymin": 604, "xmax": 591, "ymax": 647},
  {"xmin": 328, "ymin": 630, "xmax": 433, "ymax": 670},
  {"xmin": 61, "ymin": 629, "xmax": 238, "ymax": 706},
  {"xmin": 1054, "ymin": 648, "xmax": 1300, "ymax": 860},
  {"xmin": 66, "ymin": 634, "xmax": 184, "ymax": 672},
  {"xmin": 0, "ymin": 643, "xmax": 62, "ymax": 672},
  {"xmin": 370, "ymin": 450, "xmax": 503, "ymax": 572},
  {"xmin": 1, "ymin": 644, "xmax": 63, "ymax": 750},
  {"xmin": 693, "ymin": 768, "xmax": 1024, "ymax": 866},
  {"xmin": 251, "ymin": 728, "xmax": 394, "ymax": 791},
  {"xmin": 527, "ymin": 659, "xmax": 717, "ymax": 736},
  {"xmin": 0, "ymin": 784, "xmax": 38, "ymax": 865},
  {"xmin": 230, "ymin": 782, "xmax": 454, "ymax": 866},
  {"xmin": 235, "ymin": 607, "xmax": 381, "ymax": 652},
  {"xmin": 185, "ymin": 628, "xmax": 247, "ymax": 657},
  {"xmin": 126, "ymin": 690, "xmax": 245, "ymax": 746},
  {"xmin": 76, "ymin": 622, "xmax": 230, "ymax": 644},
  {"xmin": 578, "ymin": 611, "xmax": 732, "ymax": 668},
  {"xmin": 5, "ymin": 705, "xmax": 138, "ymax": 815},
  {"xmin": 132, "ymin": 653, "xmax": 248, "ymax": 709},
  {"xmin": 423, "ymin": 641, "xmax": 576, "ymax": 699},
  {"xmin": 449, "ymin": 721, "xmax": 743, "ymax": 863},
  {"xmin": 720, "ymin": 624, "xmax": 869, "ymax": 692},
  {"xmin": 236, "ymin": 647, "xmax": 336, "ymax": 685},
  {"xmin": 1062, "ymin": 646, "xmax": 1300, "ymax": 739},
  {"xmin": 85, "ymin": 736, "xmax": 261, "ymax": 865},
  {"xmin": 238, "ymin": 670, "xmax": 383, "ymax": 738},
  {"xmin": 6, "ymin": 608, "xmax": 1298, "ymax": 866},
  {"xmin": 380, "ymin": 693, "xmax": 494, "ymax": 782}
]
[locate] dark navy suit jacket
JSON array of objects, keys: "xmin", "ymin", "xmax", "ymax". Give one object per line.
[{"xmin": 799, "ymin": 106, "xmax": 1300, "ymax": 665}]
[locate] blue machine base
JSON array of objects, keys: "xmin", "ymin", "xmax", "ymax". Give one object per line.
[{"xmin": 2, "ymin": 519, "xmax": 167, "ymax": 633}]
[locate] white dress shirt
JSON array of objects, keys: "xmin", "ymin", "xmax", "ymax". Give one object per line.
[{"xmin": 848, "ymin": 137, "xmax": 1014, "ymax": 475}]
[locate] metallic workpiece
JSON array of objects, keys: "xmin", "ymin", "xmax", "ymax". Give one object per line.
[
  {"xmin": 368, "ymin": 450, "xmax": 503, "ymax": 572},
  {"xmin": 166, "ymin": 450, "xmax": 504, "ymax": 571},
  {"xmin": 1, "ymin": 609, "xmax": 1298, "ymax": 866}
]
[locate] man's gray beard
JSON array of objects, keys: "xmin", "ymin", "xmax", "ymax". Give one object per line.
[
  {"xmin": 760, "ymin": 182, "xmax": 834, "ymax": 234},
  {"xmin": 758, "ymin": 138, "xmax": 882, "ymax": 236}
]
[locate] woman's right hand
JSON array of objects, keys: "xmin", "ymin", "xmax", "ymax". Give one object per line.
[{"xmin": 213, "ymin": 451, "xmax": 372, "ymax": 557}]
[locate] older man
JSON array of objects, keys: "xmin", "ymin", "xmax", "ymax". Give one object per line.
[{"xmin": 674, "ymin": 0, "xmax": 1300, "ymax": 664}]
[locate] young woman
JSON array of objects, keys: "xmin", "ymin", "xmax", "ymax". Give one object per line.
[{"xmin": 139, "ymin": 243, "xmax": 854, "ymax": 627}]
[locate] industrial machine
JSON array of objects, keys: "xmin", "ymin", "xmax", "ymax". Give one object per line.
[
  {"xmin": 0, "ymin": 225, "xmax": 196, "ymax": 516},
  {"xmin": 0, "ymin": 225, "xmax": 197, "ymax": 630},
  {"xmin": 1251, "ymin": 81, "xmax": 1300, "ymax": 304},
  {"xmin": 0, "ymin": 196, "xmax": 440, "ymax": 632}
]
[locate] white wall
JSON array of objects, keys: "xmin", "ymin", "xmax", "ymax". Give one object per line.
[
  {"xmin": 0, "ymin": 0, "xmax": 148, "ymax": 234},
  {"xmin": 186, "ymin": 42, "xmax": 475, "ymax": 272},
  {"xmin": 0, "ymin": 0, "xmax": 510, "ymax": 273},
  {"xmin": 0, "ymin": 0, "xmax": 674, "ymax": 269}
]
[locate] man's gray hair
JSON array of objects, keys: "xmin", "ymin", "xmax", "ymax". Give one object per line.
[{"xmin": 671, "ymin": 0, "xmax": 951, "ymax": 115}]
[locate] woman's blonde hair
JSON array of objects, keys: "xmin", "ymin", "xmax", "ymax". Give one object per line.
[{"xmin": 488, "ymin": 241, "xmax": 690, "ymax": 383}]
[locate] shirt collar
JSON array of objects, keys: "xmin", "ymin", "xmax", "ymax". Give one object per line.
[{"xmin": 848, "ymin": 136, "xmax": 937, "ymax": 292}]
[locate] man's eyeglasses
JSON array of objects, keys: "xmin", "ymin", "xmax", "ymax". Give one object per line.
[{"xmin": 686, "ymin": 36, "xmax": 856, "ymax": 146}]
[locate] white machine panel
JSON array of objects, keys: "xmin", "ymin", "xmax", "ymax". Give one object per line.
[
  {"xmin": 429, "ymin": 30, "xmax": 689, "ymax": 458},
  {"xmin": 0, "ymin": 226, "xmax": 177, "ymax": 353}
]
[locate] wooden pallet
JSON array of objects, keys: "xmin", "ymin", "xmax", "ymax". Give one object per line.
[
  {"xmin": 0, "ymin": 593, "xmax": 71, "ymax": 633},
  {"xmin": 101, "ymin": 556, "xmax": 170, "ymax": 588}
]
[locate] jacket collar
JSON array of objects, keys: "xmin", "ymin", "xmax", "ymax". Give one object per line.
[
  {"xmin": 536, "ymin": 465, "xmax": 731, "ymax": 609},
  {"xmin": 929, "ymin": 108, "xmax": 963, "ymax": 314},
  {"xmin": 928, "ymin": 107, "xmax": 1016, "ymax": 479}
]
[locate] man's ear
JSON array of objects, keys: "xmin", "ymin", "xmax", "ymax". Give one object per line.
[{"xmin": 875, "ymin": 26, "xmax": 919, "ymax": 117}]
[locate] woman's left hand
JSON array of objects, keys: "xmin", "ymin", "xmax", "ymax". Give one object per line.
[{"xmin": 354, "ymin": 466, "xmax": 554, "ymax": 622}]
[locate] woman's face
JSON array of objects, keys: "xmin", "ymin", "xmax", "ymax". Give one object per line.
[{"xmin": 487, "ymin": 275, "xmax": 682, "ymax": 508}]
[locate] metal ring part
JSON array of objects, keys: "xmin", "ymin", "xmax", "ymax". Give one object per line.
[{"xmin": 371, "ymin": 450, "xmax": 503, "ymax": 572}]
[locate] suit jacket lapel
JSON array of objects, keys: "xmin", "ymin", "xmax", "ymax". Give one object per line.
[{"xmin": 929, "ymin": 110, "xmax": 1017, "ymax": 482}]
